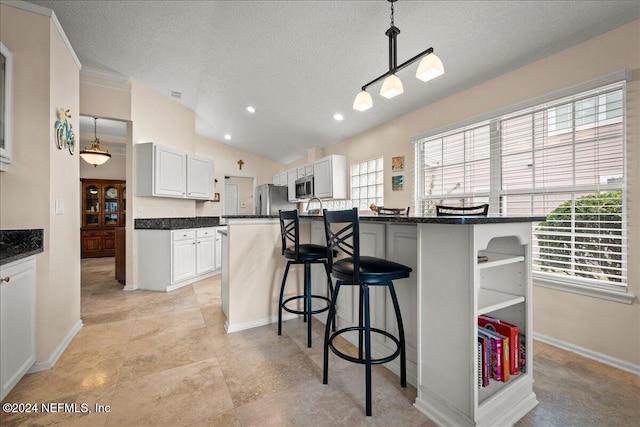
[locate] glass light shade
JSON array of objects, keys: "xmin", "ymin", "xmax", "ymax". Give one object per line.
[
  {"xmin": 353, "ymin": 90, "xmax": 373, "ymax": 111},
  {"xmin": 380, "ymin": 74, "xmax": 404, "ymax": 99},
  {"xmin": 80, "ymin": 140, "xmax": 111, "ymax": 166},
  {"xmin": 416, "ymin": 53, "xmax": 444, "ymax": 82}
]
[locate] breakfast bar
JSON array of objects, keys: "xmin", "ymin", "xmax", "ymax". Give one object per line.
[{"xmin": 222, "ymin": 213, "xmax": 544, "ymax": 426}]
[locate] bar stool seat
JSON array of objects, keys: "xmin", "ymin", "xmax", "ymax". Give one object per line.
[
  {"xmin": 283, "ymin": 244, "xmax": 328, "ymax": 261},
  {"xmin": 322, "ymin": 207, "xmax": 412, "ymax": 416},
  {"xmin": 331, "ymin": 256, "xmax": 412, "ymax": 283},
  {"xmin": 278, "ymin": 209, "xmax": 334, "ymax": 348}
]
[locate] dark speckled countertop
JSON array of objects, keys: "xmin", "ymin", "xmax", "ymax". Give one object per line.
[
  {"xmin": 0, "ymin": 229, "xmax": 44, "ymax": 266},
  {"xmin": 222, "ymin": 214, "xmax": 546, "ymax": 224},
  {"xmin": 135, "ymin": 217, "xmax": 221, "ymax": 230}
]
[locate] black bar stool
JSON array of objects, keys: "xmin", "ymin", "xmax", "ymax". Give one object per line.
[
  {"xmin": 322, "ymin": 208, "xmax": 412, "ymax": 416},
  {"xmin": 278, "ymin": 209, "xmax": 334, "ymax": 348}
]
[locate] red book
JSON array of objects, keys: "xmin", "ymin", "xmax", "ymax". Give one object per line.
[{"xmin": 479, "ymin": 315, "xmax": 520, "ymax": 375}]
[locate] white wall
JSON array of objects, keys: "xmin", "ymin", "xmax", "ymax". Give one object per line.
[{"xmin": 0, "ymin": 3, "xmax": 81, "ymax": 364}]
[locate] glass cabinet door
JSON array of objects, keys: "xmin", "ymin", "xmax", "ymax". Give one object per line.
[
  {"xmin": 121, "ymin": 186, "xmax": 126, "ymax": 226},
  {"xmin": 84, "ymin": 184, "xmax": 100, "ymax": 226},
  {"xmin": 103, "ymin": 185, "xmax": 119, "ymax": 225}
]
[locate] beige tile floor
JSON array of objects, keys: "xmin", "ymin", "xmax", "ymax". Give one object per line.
[{"xmin": 1, "ymin": 257, "xmax": 638, "ymax": 426}]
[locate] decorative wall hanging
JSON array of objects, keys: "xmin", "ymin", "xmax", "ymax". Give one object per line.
[
  {"xmin": 392, "ymin": 175, "xmax": 404, "ymax": 191},
  {"xmin": 392, "ymin": 156, "xmax": 404, "ymax": 172},
  {"xmin": 54, "ymin": 108, "xmax": 75, "ymax": 154},
  {"xmin": 237, "ymin": 159, "xmax": 244, "ymax": 170},
  {"xmin": 213, "ymin": 193, "xmax": 220, "ymax": 202}
]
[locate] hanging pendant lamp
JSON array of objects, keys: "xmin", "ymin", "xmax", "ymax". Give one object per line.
[
  {"xmin": 353, "ymin": 0, "xmax": 444, "ymax": 110},
  {"xmin": 80, "ymin": 118, "xmax": 111, "ymax": 167}
]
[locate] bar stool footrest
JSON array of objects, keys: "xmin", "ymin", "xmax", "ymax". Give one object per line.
[
  {"xmin": 282, "ymin": 295, "xmax": 332, "ymax": 316},
  {"xmin": 327, "ymin": 326, "xmax": 401, "ymax": 365}
]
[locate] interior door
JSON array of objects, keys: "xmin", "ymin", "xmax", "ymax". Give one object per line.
[{"xmin": 224, "ymin": 183, "xmax": 239, "ymax": 215}]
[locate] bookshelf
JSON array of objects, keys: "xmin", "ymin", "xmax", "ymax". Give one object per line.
[{"xmin": 414, "ymin": 221, "xmax": 538, "ymax": 427}]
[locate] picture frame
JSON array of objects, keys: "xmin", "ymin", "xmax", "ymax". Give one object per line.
[
  {"xmin": 213, "ymin": 192, "xmax": 220, "ymax": 202},
  {"xmin": 392, "ymin": 156, "xmax": 404, "ymax": 172},
  {"xmin": 392, "ymin": 175, "xmax": 404, "ymax": 191}
]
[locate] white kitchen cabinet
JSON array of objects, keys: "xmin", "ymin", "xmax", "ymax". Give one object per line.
[
  {"xmin": 0, "ymin": 256, "xmax": 36, "ymax": 401},
  {"xmin": 138, "ymin": 227, "xmax": 218, "ymax": 292},
  {"xmin": 136, "ymin": 142, "xmax": 214, "ymax": 200},
  {"xmin": 305, "ymin": 163, "xmax": 314, "ymax": 176},
  {"xmin": 172, "ymin": 231, "xmax": 197, "ymax": 282},
  {"xmin": 187, "ymin": 155, "xmax": 215, "ymax": 200},
  {"xmin": 220, "ymin": 231, "xmax": 229, "ymax": 316},
  {"xmin": 196, "ymin": 228, "xmax": 215, "ymax": 275},
  {"xmin": 214, "ymin": 227, "xmax": 224, "ymax": 270},
  {"xmin": 272, "ymin": 172, "xmax": 288, "ymax": 187},
  {"xmin": 313, "ymin": 155, "xmax": 347, "ymax": 199},
  {"xmin": 414, "ymin": 222, "xmax": 537, "ymax": 426},
  {"xmin": 287, "ymin": 168, "xmax": 299, "ymax": 202}
]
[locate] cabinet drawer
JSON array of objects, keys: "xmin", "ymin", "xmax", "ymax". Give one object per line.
[
  {"xmin": 101, "ymin": 229, "xmax": 115, "ymax": 237},
  {"xmin": 172, "ymin": 229, "xmax": 196, "ymax": 241},
  {"xmin": 83, "ymin": 230, "xmax": 102, "ymax": 238},
  {"xmin": 196, "ymin": 228, "xmax": 215, "ymax": 238}
]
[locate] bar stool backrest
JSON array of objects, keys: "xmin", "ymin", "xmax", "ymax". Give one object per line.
[
  {"xmin": 279, "ymin": 209, "xmax": 300, "ymax": 260},
  {"xmin": 323, "ymin": 208, "xmax": 360, "ymax": 283},
  {"xmin": 436, "ymin": 204, "xmax": 489, "ymax": 216}
]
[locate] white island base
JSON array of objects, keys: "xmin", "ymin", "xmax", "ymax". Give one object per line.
[{"xmin": 221, "ymin": 216, "xmax": 539, "ymax": 426}]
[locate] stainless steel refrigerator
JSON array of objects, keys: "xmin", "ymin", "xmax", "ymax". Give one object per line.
[{"xmin": 255, "ymin": 184, "xmax": 295, "ymax": 215}]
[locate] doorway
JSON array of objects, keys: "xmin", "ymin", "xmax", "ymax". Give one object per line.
[{"xmin": 223, "ymin": 175, "xmax": 256, "ymax": 216}]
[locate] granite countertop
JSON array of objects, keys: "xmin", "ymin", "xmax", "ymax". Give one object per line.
[
  {"xmin": 0, "ymin": 229, "xmax": 44, "ymax": 266},
  {"xmin": 222, "ymin": 214, "xmax": 546, "ymax": 224},
  {"xmin": 135, "ymin": 217, "xmax": 222, "ymax": 230}
]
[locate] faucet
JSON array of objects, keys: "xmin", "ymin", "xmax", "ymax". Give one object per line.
[{"xmin": 306, "ymin": 197, "xmax": 323, "ymax": 215}]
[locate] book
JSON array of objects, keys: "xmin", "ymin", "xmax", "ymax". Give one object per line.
[
  {"xmin": 477, "ymin": 334, "xmax": 490, "ymax": 387},
  {"xmin": 519, "ymin": 333, "xmax": 526, "ymax": 373},
  {"xmin": 479, "ymin": 315, "xmax": 520, "ymax": 375},
  {"xmin": 478, "ymin": 326, "xmax": 509, "ymax": 382}
]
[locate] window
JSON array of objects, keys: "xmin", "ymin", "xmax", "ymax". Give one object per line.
[
  {"xmin": 415, "ymin": 81, "xmax": 627, "ymax": 291},
  {"xmin": 351, "ymin": 157, "xmax": 384, "ymax": 211}
]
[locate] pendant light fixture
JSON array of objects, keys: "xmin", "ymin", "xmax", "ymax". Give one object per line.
[
  {"xmin": 80, "ymin": 117, "xmax": 111, "ymax": 167},
  {"xmin": 353, "ymin": 0, "xmax": 444, "ymax": 111}
]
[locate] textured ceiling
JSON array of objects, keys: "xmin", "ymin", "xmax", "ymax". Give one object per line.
[{"xmin": 27, "ymin": 0, "xmax": 640, "ymax": 164}]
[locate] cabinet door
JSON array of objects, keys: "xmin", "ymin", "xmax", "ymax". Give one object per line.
[
  {"xmin": 154, "ymin": 145, "xmax": 186, "ymax": 197},
  {"xmin": 287, "ymin": 169, "xmax": 298, "ymax": 202},
  {"xmin": 83, "ymin": 183, "xmax": 101, "ymax": 227},
  {"xmin": 196, "ymin": 236, "xmax": 215, "ymax": 275},
  {"xmin": 0, "ymin": 258, "xmax": 36, "ymax": 401},
  {"xmin": 171, "ymin": 239, "xmax": 196, "ymax": 283},
  {"xmin": 313, "ymin": 157, "xmax": 332, "ymax": 198},
  {"xmin": 187, "ymin": 155, "xmax": 214, "ymax": 200},
  {"xmin": 214, "ymin": 231, "xmax": 222, "ymax": 270},
  {"xmin": 103, "ymin": 184, "xmax": 119, "ymax": 226}
]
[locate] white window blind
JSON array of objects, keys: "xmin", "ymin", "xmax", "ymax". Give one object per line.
[{"xmin": 415, "ymin": 81, "xmax": 627, "ymax": 289}]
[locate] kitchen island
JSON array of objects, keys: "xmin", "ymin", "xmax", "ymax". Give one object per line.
[{"xmin": 221, "ymin": 214, "xmax": 544, "ymax": 426}]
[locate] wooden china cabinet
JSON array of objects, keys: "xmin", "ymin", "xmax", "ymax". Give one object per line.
[{"xmin": 81, "ymin": 179, "xmax": 126, "ymax": 258}]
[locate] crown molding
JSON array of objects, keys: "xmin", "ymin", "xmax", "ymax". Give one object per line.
[{"xmin": 80, "ymin": 66, "xmax": 131, "ymax": 84}]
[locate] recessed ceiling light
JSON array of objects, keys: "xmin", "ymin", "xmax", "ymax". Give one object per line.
[
  {"xmin": 246, "ymin": 106, "xmax": 256, "ymax": 113},
  {"xmin": 333, "ymin": 113, "xmax": 344, "ymax": 121},
  {"xmin": 224, "ymin": 134, "xmax": 232, "ymax": 140}
]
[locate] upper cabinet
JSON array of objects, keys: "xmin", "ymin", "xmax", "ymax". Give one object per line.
[
  {"xmin": 136, "ymin": 142, "xmax": 214, "ymax": 200},
  {"xmin": 313, "ymin": 155, "xmax": 347, "ymax": 199}
]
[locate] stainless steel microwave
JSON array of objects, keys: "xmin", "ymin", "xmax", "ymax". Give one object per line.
[{"xmin": 295, "ymin": 176, "xmax": 314, "ymax": 199}]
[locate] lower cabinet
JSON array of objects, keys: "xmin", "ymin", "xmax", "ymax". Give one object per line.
[
  {"xmin": 137, "ymin": 227, "xmax": 222, "ymax": 292},
  {"xmin": 81, "ymin": 228, "xmax": 116, "ymax": 258},
  {"xmin": 0, "ymin": 256, "xmax": 36, "ymax": 401}
]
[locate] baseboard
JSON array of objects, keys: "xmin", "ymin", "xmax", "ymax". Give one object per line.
[
  {"xmin": 225, "ymin": 313, "xmax": 297, "ymax": 333},
  {"xmin": 533, "ymin": 332, "xmax": 640, "ymax": 376},
  {"xmin": 28, "ymin": 320, "xmax": 83, "ymax": 373}
]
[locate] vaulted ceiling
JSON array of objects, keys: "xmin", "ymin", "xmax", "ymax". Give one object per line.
[{"xmin": 28, "ymin": 0, "xmax": 640, "ymax": 164}]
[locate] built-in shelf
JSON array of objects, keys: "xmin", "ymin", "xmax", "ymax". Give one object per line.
[
  {"xmin": 478, "ymin": 288, "xmax": 524, "ymax": 314},
  {"xmin": 478, "ymin": 252, "xmax": 525, "ymax": 269}
]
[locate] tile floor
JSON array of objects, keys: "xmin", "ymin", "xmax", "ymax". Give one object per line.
[{"xmin": 1, "ymin": 257, "xmax": 638, "ymax": 426}]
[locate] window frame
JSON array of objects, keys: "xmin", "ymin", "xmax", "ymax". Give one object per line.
[{"xmin": 413, "ymin": 71, "xmax": 633, "ymax": 303}]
